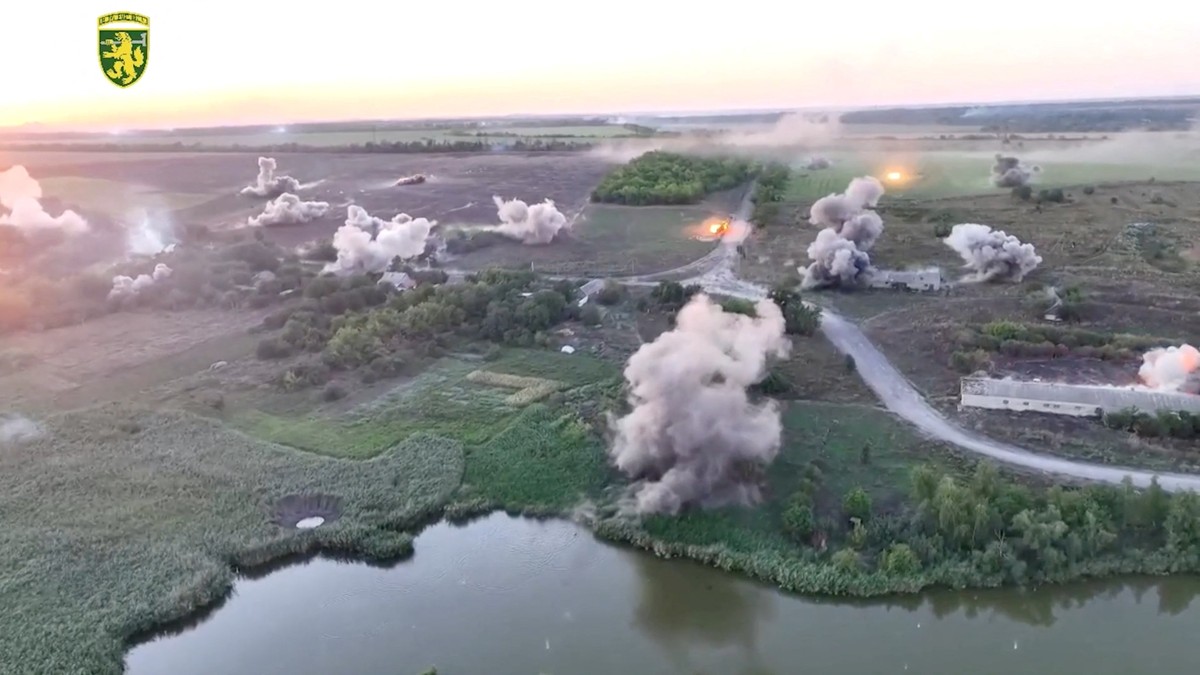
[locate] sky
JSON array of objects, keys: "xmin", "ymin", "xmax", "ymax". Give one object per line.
[{"xmin": 6, "ymin": 0, "xmax": 1200, "ymax": 131}]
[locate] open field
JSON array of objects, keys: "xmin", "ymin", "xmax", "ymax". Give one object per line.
[
  {"xmin": 0, "ymin": 406, "xmax": 465, "ymax": 673},
  {"xmin": 18, "ymin": 125, "xmax": 638, "ymax": 149}
]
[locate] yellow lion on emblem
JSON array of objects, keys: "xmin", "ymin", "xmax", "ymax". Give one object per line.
[{"xmin": 102, "ymin": 32, "xmax": 145, "ymax": 85}]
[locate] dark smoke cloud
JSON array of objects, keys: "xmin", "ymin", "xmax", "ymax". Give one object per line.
[
  {"xmin": 801, "ymin": 228, "xmax": 874, "ymax": 290},
  {"xmin": 240, "ymin": 157, "xmax": 302, "ymax": 198},
  {"xmin": 607, "ymin": 294, "xmax": 790, "ymax": 515},
  {"xmin": 990, "ymin": 154, "xmax": 1041, "ymax": 188},
  {"xmin": 943, "ymin": 223, "xmax": 1042, "ymax": 282}
]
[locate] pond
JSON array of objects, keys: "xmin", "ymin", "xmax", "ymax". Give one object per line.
[{"xmin": 127, "ymin": 513, "xmax": 1200, "ymax": 675}]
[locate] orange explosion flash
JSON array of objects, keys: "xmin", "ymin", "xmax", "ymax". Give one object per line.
[
  {"xmin": 1139, "ymin": 344, "xmax": 1200, "ymax": 389},
  {"xmin": 708, "ymin": 220, "xmax": 729, "ymax": 236},
  {"xmin": 886, "ymin": 171, "xmax": 904, "ymax": 182}
]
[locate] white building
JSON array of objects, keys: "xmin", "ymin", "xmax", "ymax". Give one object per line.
[
  {"xmin": 869, "ymin": 268, "xmax": 943, "ymax": 292},
  {"xmin": 959, "ymin": 377, "xmax": 1200, "ymax": 418}
]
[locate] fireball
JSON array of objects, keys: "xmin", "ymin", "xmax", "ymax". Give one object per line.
[
  {"xmin": 885, "ymin": 171, "xmax": 904, "ymax": 182},
  {"xmin": 708, "ymin": 220, "xmax": 729, "ymax": 236}
]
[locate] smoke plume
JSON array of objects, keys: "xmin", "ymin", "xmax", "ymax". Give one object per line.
[
  {"xmin": 0, "ymin": 165, "xmax": 89, "ymax": 234},
  {"xmin": 247, "ymin": 193, "xmax": 331, "ymax": 227},
  {"xmin": 323, "ymin": 205, "xmax": 435, "ymax": 274},
  {"xmin": 943, "ymin": 223, "xmax": 1042, "ymax": 282},
  {"xmin": 0, "ymin": 414, "xmax": 42, "ymax": 445},
  {"xmin": 240, "ymin": 157, "xmax": 301, "ymax": 197},
  {"xmin": 990, "ymin": 154, "xmax": 1041, "ymax": 188},
  {"xmin": 808, "ymin": 176, "xmax": 885, "ymax": 249},
  {"xmin": 491, "ymin": 196, "xmax": 568, "ymax": 244},
  {"xmin": 109, "ymin": 263, "xmax": 172, "ymax": 300},
  {"xmin": 607, "ymin": 294, "xmax": 790, "ymax": 514},
  {"xmin": 801, "ymin": 228, "xmax": 874, "ymax": 290},
  {"xmin": 125, "ymin": 211, "xmax": 177, "ymax": 256},
  {"xmin": 1139, "ymin": 344, "xmax": 1200, "ymax": 392}
]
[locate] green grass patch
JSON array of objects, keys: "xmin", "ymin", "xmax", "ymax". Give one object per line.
[
  {"xmin": 0, "ymin": 405, "xmax": 464, "ymax": 674},
  {"xmin": 486, "ymin": 347, "xmax": 620, "ymax": 386},
  {"xmin": 460, "ymin": 404, "xmax": 612, "ymax": 510}
]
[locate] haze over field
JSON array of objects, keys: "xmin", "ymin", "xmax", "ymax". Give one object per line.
[{"xmin": 6, "ymin": 0, "xmax": 1199, "ymax": 130}]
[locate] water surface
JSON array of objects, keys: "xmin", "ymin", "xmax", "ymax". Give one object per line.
[{"xmin": 127, "ymin": 513, "xmax": 1200, "ymax": 675}]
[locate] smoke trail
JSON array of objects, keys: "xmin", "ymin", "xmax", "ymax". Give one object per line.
[
  {"xmin": 0, "ymin": 165, "xmax": 89, "ymax": 234},
  {"xmin": 247, "ymin": 193, "xmax": 331, "ymax": 227},
  {"xmin": 943, "ymin": 223, "xmax": 1042, "ymax": 282},
  {"xmin": 1139, "ymin": 344, "xmax": 1200, "ymax": 392},
  {"xmin": 0, "ymin": 414, "xmax": 41, "ymax": 445},
  {"xmin": 800, "ymin": 228, "xmax": 874, "ymax": 290},
  {"xmin": 240, "ymin": 157, "xmax": 301, "ymax": 197},
  {"xmin": 323, "ymin": 205, "xmax": 435, "ymax": 274},
  {"xmin": 607, "ymin": 294, "xmax": 791, "ymax": 514},
  {"xmin": 491, "ymin": 196, "xmax": 569, "ymax": 244},
  {"xmin": 990, "ymin": 154, "xmax": 1041, "ymax": 188}
]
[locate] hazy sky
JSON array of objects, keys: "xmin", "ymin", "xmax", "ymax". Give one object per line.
[{"xmin": 7, "ymin": 0, "xmax": 1199, "ymax": 130}]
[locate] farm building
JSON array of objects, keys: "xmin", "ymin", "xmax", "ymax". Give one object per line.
[
  {"xmin": 959, "ymin": 377, "xmax": 1200, "ymax": 418},
  {"xmin": 869, "ymin": 268, "xmax": 943, "ymax": 292}
]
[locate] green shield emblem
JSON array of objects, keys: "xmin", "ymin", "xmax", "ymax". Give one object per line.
[{"xmin": 98, "ymin": 12, "xmax": 150, "ymax": 88}]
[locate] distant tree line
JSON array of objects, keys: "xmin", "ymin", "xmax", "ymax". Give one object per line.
[
  {"xmin": 590, "ymin": 151, "xmax": 757, "ymax": 206},
  {"xmin": 839, "ymin": 104, "xmax": 1194, "ymax": 133},
  {"xmin": 0, "ymin": 138, "xmax": 596, "ymax": 154}
]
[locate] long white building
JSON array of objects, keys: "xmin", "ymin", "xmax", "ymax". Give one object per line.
[{"xmin": 959, "ymin": 377, "xmax": 1200, "ymax": 418}]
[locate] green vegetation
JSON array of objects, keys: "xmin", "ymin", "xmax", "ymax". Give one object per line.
[
  {"xmin": 953, "ymin": 320, "xmax": 1169, "ymax": 362},
  {"xmin": 0, "ymin": 406, "xmax": 464, "ymax": 673},
  {"xmin": 750, "ymin": 162, "xmax": 791, "ymax": 227},
  {"xmin": 768, "ymin": 283, "xmax": 821, "ymax": 336},
  {"xmin": 1103, "ymin": 407, "xmax": 1200, "ymax": 439},
  {"xmin": 591, "ymin": 151, "xmax": 755, "ymax": 205}
]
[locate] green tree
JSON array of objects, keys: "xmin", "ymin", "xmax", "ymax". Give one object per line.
[
  {"xmin": 881, "ymin": 543, "xmax": 921, "ymax": 575},
  {"xmin": 831, "ymin": 548, "xmax": 861, "ymax": 573},
  {"xmin": 782, "ymin": 502, "xmax": 815, "ymax": 541},
  {"xmin": 580, "ymin": 304, "xmax": 602, "ymax": 326},
  {"xmin": 843, "ymin": 487, "xmax": 872, "ymax": 522}
]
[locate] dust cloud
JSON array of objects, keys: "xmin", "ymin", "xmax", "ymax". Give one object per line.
[
  {"xmin": 990, "ymin": 154, "xmax": 1041, "ymax": 188},
  {"xmin": 1139, "ymin": 344, "xmax": 1200, "ymax": 392},
  {"xmin": 607, "ymin": 294, "xmax": 790, "ymax": 515},
  {"xmin": 943, "ymin": 223, "xmax": 1042, "ymax": 282},
  {"xmin": 0, "ymin": 166, "xmax": 88, "ymax": 234},
  {"xmin": 323, "ymin": 205, "xmax": 435, "ymax": 274},
  {"xmin": 109, "ymin": 263, "xmax": 172, "ymax": 300},
  {"xmin": 0, "ymin": 414, "xmax": 41, "ymax": 445},
  {"xmin": 491, "ymin": 196, "xmax": 569, "ymax": 244},
  {"xmin": 247, "ymin": 193, "xmax": 331, "ymax": 227},
  {"xmin": 240, "ymin": 157, "xmax": 302, "ymax": 198},
  {"xmin": 801, "ymin": 176, "xmax": 886, "ymax": 289}
]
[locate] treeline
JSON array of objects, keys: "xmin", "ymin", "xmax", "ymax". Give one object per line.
[
  {"xmin": 839, "ymin": 104, "xmax": 1194, "ymax": 132},
  {"xmin": 0, "ymin": 138, "xmax": 595, "ymax": 154},
  {"xmin": 749, "ymin": 163, "xmax": 791, "ymax": 227},
  {"xmin": 1103, "ymin": 407, "xmax": 1200, "ymax": 440},
  {"xmin": 950, "ymin": 320, "xmax": 1167, "ymax": 372},
  {"xmin": 255, "ymin": 269, "xmax": 583, "ymax": 387},
  {"xmin": 590, "ymin": 152, "xmax": 756, "ymax": 206}
]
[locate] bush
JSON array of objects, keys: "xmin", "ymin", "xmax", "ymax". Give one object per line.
[
  {"xmin": 831, "ymin": 548, "xmax": 861, "ymax": 573},
  {"xmin": 304, "ymin": 275, "xmax": 342, "ymax": 299},
  {"xmin": 1038, "ymin": 188, "xmax": 1066, "ymax": 203},
  {"xmin": 844, "ymin": 354, "xmax": 856, "ymax": 372},
  {"xmin": 843, "ymin": 487, "xmax": 872, "ymax": 522},
  {"xmin": 595, "ymin": 280, "xmax": 624, "ymax": 305},
  {"xmin": 720, "ymin": 298, "xmax": 757, "ymax": 317},
  {"xmin": 320, "ymin": 382, "xmax": 347, "ymax": 402},
  {"xmin": 256, "ymin": 337, "xmax": 293, "ymax": 360},
  {"xmin": 580, "ymin": 304, "xmax": 602, "ymax": 326},
  {"xmin": 881, "ymin": 543, "xmax": 921, "ymax": 575},
  {"xmin": 590, "ymin": 151, "xmax": 755, "ymax": 205},
  {"xmin": 933, "ymin": 222, "xmax": 953, "ymax": 237},
  {"xmin": 1013, "ymin": 185, "xmax": 1033, "ymax": 201},
  {"xmin": 304, "ymin": 240, "xmax": 339, "ymax": 262},
  {"xmin": 782, "ymin": 502, "xmax": 815, "ymax": 541}
]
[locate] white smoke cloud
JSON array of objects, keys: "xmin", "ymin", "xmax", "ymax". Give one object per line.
[
  {"xmin": 990, "ymin": 154, "xmax": 1041, "ymax": 188},
  {"xmin": 943, "ymin": 223, "xmax": 1042, "ymax": 283},
  {"xmin": 491, "ymin": 196, "xmax": 569, "ymax": 244},
  {"xmin": 1139, "ymin": 344, "xmax": 1200, "ymax": 392},
  {"xmin": 240, "ymin": 157, "xmax": 301, "ymax": 198},
  {"xmin": 0, "ymin": 165, "xmax": 88, "ymax": 234},
  {"xmin": 801, "ymin": 176, "xmax": 886, "ymax": 289},
  {"xmin": 0, "ymin": 414, "xmax": 42, "ymax": 445},
  {"xmin": 109, "ymin": 263, "xmax": 172, "ymax": 300},
  {"xmin": 125, "ymin": 211, "xmax": 177, "ymax": 256},
  {"xmin": 607, "ymin": 294, "xmax": 791, "ymax": 515},
  {"xmin": 247, "ymin": 193, "xmax": 330, "ymax": 227},
  {"xmin": 323, "ymin": 205, "xmax": 435, "ymax": 275}
]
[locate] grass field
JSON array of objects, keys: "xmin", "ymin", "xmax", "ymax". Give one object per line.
[
  {"xmin": 54, "ymin": 125, "xmax": 636, "ymax": 148},
  {"xmin": 563, "ymin": 203, "xmax": 717, "ymax": 275},
  {"xmin": 785, "ymin": 151, "xmax": 1200, "ymax": 201},
  {"xmin": 0, "ymin": 405, "xmax": 464, "ymax": 674},
  {"xmin": 39, "ymin": 176, "xmax": 216, "ymax": 215}
]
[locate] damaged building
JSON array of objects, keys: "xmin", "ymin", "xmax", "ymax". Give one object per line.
[
  {"xmin": 868, "ymin": 268, "xmax": 943, "ymax": 292},
  {"xmin": 959, "ymin": 377, "xmax": 1200, "ymax": 418}
]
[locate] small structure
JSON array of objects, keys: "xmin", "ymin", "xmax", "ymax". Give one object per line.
[
  {"xmin": 576, "ymin": 278, "xmax": 606, "ymax": 307},
  {"xmin": 959, "ymin": 376, "xmax": 1200, "ymax": 418},
  {"xmin": 869, "ymin": 268, "xmax": 943, "ymax": 292},
  {"xmin": 395, "ymin": 174, "xmax": 427, "ymax": 186},
  {"xmin": 378, "ymin": 271, "xmax": 416, "ymax": 291}
]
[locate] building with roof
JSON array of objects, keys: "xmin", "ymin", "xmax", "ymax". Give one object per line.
[
  {"xmin": 869, "ymin": 268, "xmax": 943, "ymax": 292},
  {"xmin": 959, "ymin": 376, "xmax": 1200, "ymax": 418}
]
